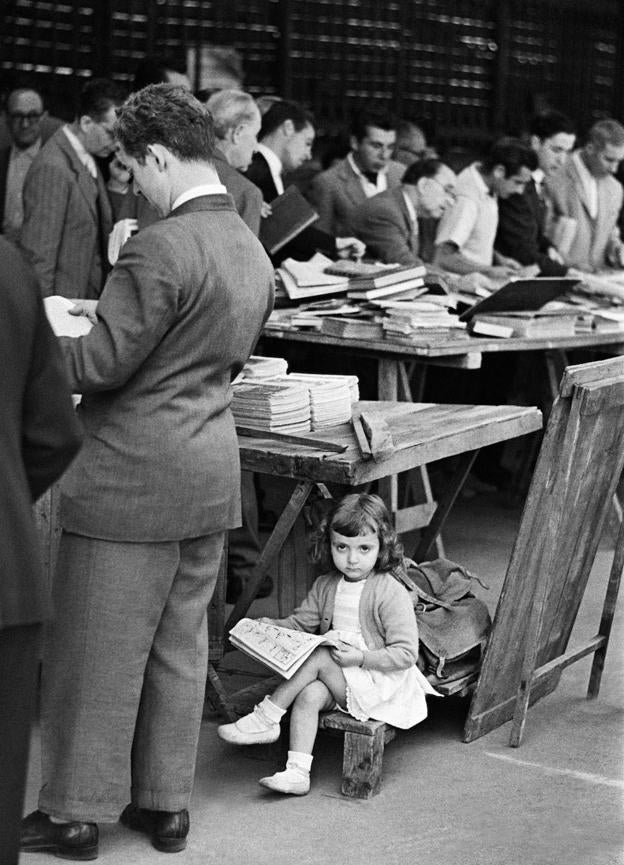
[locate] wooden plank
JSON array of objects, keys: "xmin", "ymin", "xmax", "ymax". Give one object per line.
[
  {"xmin": 394, "ymin": 501, "xmax": 437, "ymax": 534},
  {"xmin": 588, "ymin": 515, "xmax": 624, "ymax": 698},
  {"xmin": 464, "ymin": 357, "xmax": 624, "ymax": 744}
]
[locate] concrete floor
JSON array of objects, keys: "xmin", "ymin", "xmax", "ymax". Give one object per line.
[{"xmin": 21, "ymin": 489, "xmax": 624, "ymax": 865}]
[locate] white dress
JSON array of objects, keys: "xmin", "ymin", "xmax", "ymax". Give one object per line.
[{"xmin": 328, "ymin": 576, "xmax": 439, "ymax": 729}]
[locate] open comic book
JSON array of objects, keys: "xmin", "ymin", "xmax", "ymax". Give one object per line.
[{"xmin": 229, "ymin": 618, "xmax": 338, "ymax": 679}]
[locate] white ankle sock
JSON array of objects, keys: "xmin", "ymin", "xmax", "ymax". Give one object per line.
[
  {"xmin": 235, "ymin": 696, "xmax": 285, "ymax": 734},
  {"xmin": 287, "ymin": 750, "xmax": 313, "ymax": 773},
  {"xmin": 259, "ymin": 696, "xmax": 286, "ymax": 724}
]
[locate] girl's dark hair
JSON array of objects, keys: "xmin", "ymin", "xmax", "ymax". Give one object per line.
[{"xmin": 311, "ymin": 493, "xmax": 404, "ymax": 575}]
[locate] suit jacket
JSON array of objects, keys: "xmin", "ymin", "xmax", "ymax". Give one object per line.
[
  {"xmin": 308, "ymin": 156, "xmax": 405, "ymax": 236},
  {"xmin": 20, "ymin": 128, "xmax": 113, "ymax": 298},
  {"xmin": 546, "ymin": 155, "xmax": 623, "ymax": 271},
  {"xmin": 353, "ymin": 186, "xmax": 422, "ymax": 265},
  {"xmin": 496, "ymin": 179, "xmax": 567, "ymax": 276},
  {"xmin": 59, "ymin": 193, "xmax": 274, "ymax": 542},
  {"xmin": 244, "ymin": 149, "xmax": 336, "ymax": 262},
  {"xmin": 114, "ymin": 149, "xmax": 263, "ymax": 238},
  {"xmin": 0, "ymin": 237, "xmax": 82, "ymax": 629}
]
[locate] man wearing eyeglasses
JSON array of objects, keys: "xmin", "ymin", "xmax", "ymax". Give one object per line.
[
  {"xmin": 20, "ymin": 78, "xmax": 123, "ymax": 299},
  {"xmin": 0, "ymin": 88, "xmax": 57, "ymax": 243}
]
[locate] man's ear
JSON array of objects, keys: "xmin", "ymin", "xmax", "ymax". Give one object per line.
[
  {"xmin": 78, "ymin": 114, "xmax": 93, "ymax": 134},
  {"xmin": 529, "ymin": 134, "xmax": 541, "ymax": 153},
  {"xmin": 491, "ymin": 164, "xmax": 505, "ymax": 181},
  {"xmin": 349, "ymin": 134, "xmax": 359, "ymax": 153},
  {"xmin": 230, "ymin": 123, "xmax": 244, "ymax": 144},
  {"xmin": 281, "ymin": 118, "xmax": 295, "ymax": 138},
  {"xmin": 146, "ymin": 143, "xmax": 168, "ymax": 170}
]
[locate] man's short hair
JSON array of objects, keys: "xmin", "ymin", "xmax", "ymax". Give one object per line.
[
  {"xmin": 350, "ymin": 110, "xmax": 396, "ymax": 142},
  {"xmin": 78, "ymin": 78, "xmax": 124, "ymax": 122},
  {"xmin": 259, "ymin": 100, "xmax": 315, "ymax": 139},
  {"xmin": 482, "ymin": 137, "xmax": 537, "ymax": 175},
  {"xmin": 587, "ymin": 118, "xmax": 624, "ymax": 151},
  {"xmin": 530, "ymin": 111, "xmax": 575, "ymax": 141},
  {"xmin": 205, "ymin": 89, "xmax": 258, "ymax": 140},
  {"xmin": 7, "ymin": 87, "xmax": 44, "ymax": 111},
  {"xmin": 114, "ymin": 84, "xmax": 215, "ymax": 163},
  {"xmin": 402, "ymin": 158, "xmax": 444, "ymax": 185}
]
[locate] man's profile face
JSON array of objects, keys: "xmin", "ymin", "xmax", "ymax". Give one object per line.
[
  {"xmin": 284, "ymin": 122, "xmax": 314, "ymax": 171},
  {"xmin": 585, "ymin": 141, "xmax": 624, "ymax": 178},
  {"xmin": 494, "ymin": 165, "xmax": 532, "ymax": 199},
  {"xmin": 230, "ymin": 107, "xmax": 261, "ymax": 171},
  {"xmin": 416, "ymin": 165, "xmax": 457, "ymax": 218},
  {"xmin": 351, "ymin": 125, "xmax": 396, "ymax": 174},
  {"xmin": 7, "ymin": 90, "xmax": 45, "ymax": 150},
  {"xmin": 534, "ymin": 132, "xmax": 575, "ymax": 177},
  {"xmin": 82, "ymin": 105, "xmax": 118, "ymax": 157}
]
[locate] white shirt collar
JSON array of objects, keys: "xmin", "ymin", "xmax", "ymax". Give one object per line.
[
  {"xmin": 470, "ymin": 163, "xmax": 493, "ymax": 197},
  {"xmin": 532, "ymin": 167, "xmax": 545, "ymax": 187},
  {"xmin": 257, "ymin": 142, "xmax": 284, "ymax": 196},
  {"xmin": 171, "ymin": 183, "xmax": 228, "ymax": 212},
  {"xmin": 63, "ymin": 125, "xmax": 98, "ymax": 179}
]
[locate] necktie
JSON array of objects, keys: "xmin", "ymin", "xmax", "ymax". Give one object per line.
[{"xmin": 363, "ymin": 171, "xmax": 378, "ymax": 185}]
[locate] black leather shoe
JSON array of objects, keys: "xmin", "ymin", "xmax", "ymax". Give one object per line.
[
  {"xmin": 20, "ymin": 810, "xmax": 98, "ymax": 860},
  {"xmin": 120, "ymin": 803, "xmax": 189, "ymax": 853}
]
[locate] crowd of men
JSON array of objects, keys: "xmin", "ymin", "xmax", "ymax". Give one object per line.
[{"xmin": 3, "ymin": 57, "xmax": 624, "ymax": 863}]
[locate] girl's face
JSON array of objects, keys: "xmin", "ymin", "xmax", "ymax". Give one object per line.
[{"xmin": 330, "ymin": 529, "xmax": 380, "ymax": 581}]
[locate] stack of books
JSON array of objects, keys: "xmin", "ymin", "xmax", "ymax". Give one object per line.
[
  {"xmin": 324, "ymin": 260, "xmax": 427, "ymax": 300},
  {"xmin": 381, "ymin": 299, "xmax": 466, "ymax": 341},
  {"xmin": 321, "ymin": 313, "xmax": 385, "ymax": 340},
  {"xmin": 279, "ymin": 373, "xmax": 355, "ymax": 429},
  {"xmin": 469, "ymin": 309, "xmax": 578, "ymax": 338},
  {"xmin": 277, "ymin": 254, "xmax": 349, "ymax": 300},
  {"xmin": 231, "ymin": 381, "xmax": 311, "ymax": 433}
]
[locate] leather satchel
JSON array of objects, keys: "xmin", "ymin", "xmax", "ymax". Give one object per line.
[{"xmin": 404, "ymin": 558, "xmax": 492, "ymax": 682}]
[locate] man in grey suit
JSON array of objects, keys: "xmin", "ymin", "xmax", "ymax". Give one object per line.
[
  {"xmin": 21, "ymin": 84, "xmax": 274, "ymax": 860},
  {"xmin": 20, "ymin": 78, "xmax": 123, "ymax": 298},
  {"xmin": 308, "ymin": 109, "xmax": 405, "ymax": 237}
]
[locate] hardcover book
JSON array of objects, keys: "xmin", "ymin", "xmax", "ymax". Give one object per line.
[{"xmin": 259, "ymin": 185, "xmax": 320, "ymax": 254}]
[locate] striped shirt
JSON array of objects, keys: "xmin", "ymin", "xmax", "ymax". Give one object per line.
[{"xmin": 332, "ymin": 577, "xmax": 366, "ymax": 633}]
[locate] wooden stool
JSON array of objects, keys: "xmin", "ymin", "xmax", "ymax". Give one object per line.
[{"xmin": 318, "ymin": 711, "xmax": 396, "ymax": 799}]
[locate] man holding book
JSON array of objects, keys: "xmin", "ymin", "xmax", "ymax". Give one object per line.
[{"xmin": 244, "ymin": 100, "xmax": 364, "ymax": 263}]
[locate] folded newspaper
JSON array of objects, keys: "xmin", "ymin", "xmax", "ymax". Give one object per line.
[{"xmin": 229, "ymin": 618, "xmax": 338, "ymax": 679}]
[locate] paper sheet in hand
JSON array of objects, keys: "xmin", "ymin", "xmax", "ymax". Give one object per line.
[
  {"xmin": 229, "ymin": 618, "xmax": 338, "ymax": 678},
  {"xmin": 44, "ymin": 296, "xmax": 93, "ymax": 337}
]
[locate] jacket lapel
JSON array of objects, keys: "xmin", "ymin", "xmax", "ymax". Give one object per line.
[{"xmin": 55, "ymin": 131, "xmax": 98, "ymax": 220}]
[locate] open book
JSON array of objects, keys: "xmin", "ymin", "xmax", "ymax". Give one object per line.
[{"xmin": 229, "ymin": 618, "xmax": 338, "ymax": 679}]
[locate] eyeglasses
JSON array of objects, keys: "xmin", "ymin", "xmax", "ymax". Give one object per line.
[{"xmin": 8, "ymin": 111, "xmax": 43, "ymax": 123}]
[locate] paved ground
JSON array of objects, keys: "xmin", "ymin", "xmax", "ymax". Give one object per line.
[{"xmin": 21, "ymin": 489, "xmax": 624, "ymax": 865}]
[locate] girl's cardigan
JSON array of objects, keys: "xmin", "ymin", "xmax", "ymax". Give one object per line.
[{"xmin": 271, "ymin": 570, "xmax": 419, "ymax": 672}]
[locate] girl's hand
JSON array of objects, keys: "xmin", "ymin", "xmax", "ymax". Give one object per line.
[
  {"xmin": 330, "ymin": 643, "xmax": 364, "ymax": 668},
  {"xmin": 256, "ymin": 616, "xmax": 274, "ymax": 625}
]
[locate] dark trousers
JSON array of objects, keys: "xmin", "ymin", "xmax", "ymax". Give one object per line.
[{"xmin": 0, "ymin": 623, "xmax": 42, "ymax": 865}]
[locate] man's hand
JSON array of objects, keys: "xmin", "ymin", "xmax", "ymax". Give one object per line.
[
  {"xmin": 493, "ymin": 251, "xmax": 523, "ymax": 271},
  {"xmin": 260, "ymin": 202, "xmax": 273, "ymax": 219},
  {"xmin": 68, "ymin": 300, "xmax": 99, "ymax": 326},
  {"xmin": 108, "ymin": 218, "xmax": 139, "ymax": 265},
  {"xmin": 330, "ymin": 641, "xmax": 364, "ymax": 668},
  {"xmin": 335, "ymin": 237, "xmax": 366, "ymax": 261}
]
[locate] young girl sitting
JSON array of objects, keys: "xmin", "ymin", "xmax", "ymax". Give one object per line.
[{"xmin": 218, "ymin": 492, "xmax": 438, "ymax": 795}]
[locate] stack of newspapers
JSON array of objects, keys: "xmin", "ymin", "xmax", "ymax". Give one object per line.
[
  {"xmin": 277, "ymin": 373, "xmax": 358, "ymax": 430},
  {"xmin": 231, "ymin": 381, "xmax": 311, "ymax": 433}
]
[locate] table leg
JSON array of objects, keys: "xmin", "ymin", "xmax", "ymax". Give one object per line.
[
  {"xmin": 224, "ymin": 479, "xmax": 315, "ymax": 635},
  {"xmin": 412, "ymin": 450, "xmax": 479, "ymax": 563}
]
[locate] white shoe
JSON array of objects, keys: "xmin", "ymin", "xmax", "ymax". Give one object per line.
[
  {"xmin": 217, "ymin": 704, "xmax": 280, "ymax": 745},
  {"xmin": 259, "ymin": 764, "xmax": 310, "ymax": 795}
]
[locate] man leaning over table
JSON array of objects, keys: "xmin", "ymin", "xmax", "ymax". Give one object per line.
[
  {"xmin": 433, "ymin": 137, "xmax": 536, "ymax": 280},
  {"xmin": 20, "ymin": 83, "xmax": 274, "ymax": 860}
]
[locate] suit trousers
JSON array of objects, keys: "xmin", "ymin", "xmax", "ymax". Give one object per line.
[
  {"xmin": 0, "ymin": 623, "xmax": 42, "ymax": 865},
  {"xmin": 38, "ymin": 530, "xmax": 224, "ymax": 822}
]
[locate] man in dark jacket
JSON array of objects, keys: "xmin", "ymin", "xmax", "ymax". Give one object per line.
[{"xmin": 0, "ymin": 237, "xmax": 82, "ymax": 865}]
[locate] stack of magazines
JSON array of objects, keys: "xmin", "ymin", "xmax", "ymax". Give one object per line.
[
  {"xmin": 381, "ymin": 298, "xmax": 466, "ymax": 341},
  {"xmin": 240, "ymin": 355, "xmax": 289, "ymax": 380},
  {"xmin": 231, "ymin": 381, "xmax": 311, "ymax": 433},
  {"xmin": 278, "ymin": 373, "xmax": 357, "ymax": 430}
]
